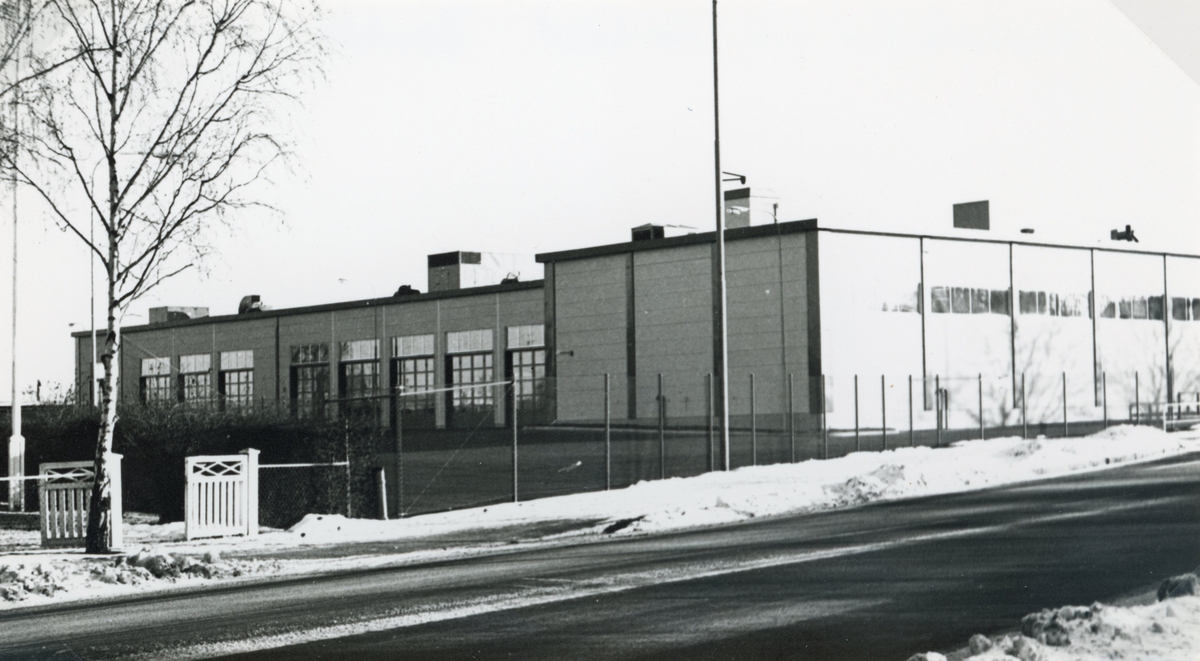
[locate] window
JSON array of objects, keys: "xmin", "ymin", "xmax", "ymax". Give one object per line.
[
  {"xmin": 970, "ymin": 288, "xmax": 988, "ymax": 314},
  {"xmin": 1148, "ymin": 296, "xmax": 1164, "ymax": 321},
  {"xmin": 1172, "ymin": 297, "xmax": 1190, "ymax": 321},
  {"xmin": 339, "ymin": 340, "xmax": 380, "ymax": 420},
  {"xmin": 140, "ymin": 357, "xmax": 173, "ymax": 405},
  {"xmin": 219, "ymin": 350, "xmax": 254, "ymax": 409},
  {"xmin": 931, "ymin": 287, "xmax": 950, "ymax": 314},
  {"xmin": 506, "ymin": 325, "xmax": 544, "ymax": 349},
  {"xmin": 290, "ymin": 343, "xmax": 329, "ymax": 419},
  {"xmin": 1099, "ymin": 295, "xmax": 1116, "ymax": 318},
  {"xmin": 446, "ymin": 330, "xmax": 495, "ymax": 428},
  {"xmin": 1132, "ymin": 297, "xmax": 1148, "ymax": 320},
  {"xmin": 1019, "ymin": 291, "xmax": 1038, "ymax": 315},
  {"xmin": 990, "ymin": 290, "xmax": 1010, "ymax": 315},
  {"xmin": 951, "ymin": 287, "xmax": 970, "ymax": 314},
  {"xmin": 507, "ymin": 325, "xmax": 547, "ymax": 424},
  {"xmin": 1193, "ymin": 298, "xmax": 1200, "ymax": 321},
  {"xmin": 1047, "ymin": 293, "xmax": 1060, "ymax": 317},
  {"xmin": 392, "ymin": 335, "xmax": 436, "ymax": 428},
  {"xmin": 179, "ymin": 354, "xmax": 213, "ymax": 407},
  {"xmin": 507, "ymin": 348, "xmax": 547, "ymax": 424}
]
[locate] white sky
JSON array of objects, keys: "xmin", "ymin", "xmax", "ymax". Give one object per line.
[{"xmin": 2, "ymin": 0, "xmax": 1198, "ymax": 401}]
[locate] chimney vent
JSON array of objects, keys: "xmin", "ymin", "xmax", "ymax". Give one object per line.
[
  {"xmin": 724, "ymin": 188, "xmax": 751, "ymax": 229},
  {"xmin": 953, "ymin": 200, "xmax": 990, "ymax": 230}
]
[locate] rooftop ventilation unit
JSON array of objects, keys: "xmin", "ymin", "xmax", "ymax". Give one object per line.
[
  {"xmin": 631, "ymin": 224, "xmax": 665, "ymax": 242},
  {"xmin": 238, "ymin": 295, "xmax": 263, "ymax": 314},
  {"xmin": 148, "ymin": 306, "xmax": 209, "ymax": 324}
]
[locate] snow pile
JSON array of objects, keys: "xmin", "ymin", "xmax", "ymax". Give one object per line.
[
  {"xmin": 278, "ymin": 425, "xmax": 1200, "ymax": 546},
  {"xmin": 0, "ymin": 548, "xmax": 281, "ymax": 606},
  {"xmin": 906, "ymin": 574, "xmax": 1200, "ymax": 661}
]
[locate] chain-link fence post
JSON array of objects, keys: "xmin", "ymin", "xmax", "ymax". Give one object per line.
[
  {"xmin": 707, "ymin": 373, "xmax": 715, "ymax": 472},
  {"xmin": 787, "ymin": 373, "xmax": 795, "ymax": 463},
  {"xmin": 343, "ymin": 422, "xmax": 352, "ymax": 518},
  {"xmin": 1102, "ymin": 372, "xmax": 1108, "ymax": 429},
  {"xmin": 1021, "ymin": 373, "xmax": 1027, "ymax": 439},
  {"xmin": 881, "ymin": 374, "xmax": 887, "ymax": 451},
  {"xmin": 605, "ymin": 373, "xmax": 611, "ymax": 491},
  {"xmin": 908, "ymin": 374, "xmax": 914, "ymax": 447},
  {"xmin": 750, "ymin": 373, "xmax": 756, "ymax": 466},
  {"xmin": 1062, "ymin": 372, "xmax": 1068, "ymax": 437},
  {"xmin": 935, "ymin": 374, "xmax": 942, "ymax": 448},
  {"xmin": 978, "ymin": 373, "xmax": 984, "ymax": 441},
  {"xmin": 821, "ymin": 375, "xmax": 828, "ymax": 460},
  {"xmin": 657, "ymin": 373, "xmax": 665, "ymax": 480},
  {"xmin": 512, "ymin": 381, "xmax": 519, "ymax": 503},
  {"xmin": 854, "ymin": 374, "xmax": 860, "ymax": 452}
]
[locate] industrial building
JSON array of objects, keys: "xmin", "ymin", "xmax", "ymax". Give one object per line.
[
  {"xmin": 73, "ymin": 251, "xmax": 546, "ymax": 429},
  {"xmin": 74, "ymin": 195, "xmax": 1200, "ymax": 439}
]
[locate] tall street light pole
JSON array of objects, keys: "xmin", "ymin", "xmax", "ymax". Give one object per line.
[
  {"xmin": 712, "ymin": 0, "xmax": 730, "ymax": 471},
  {"xmin": 5, "ymin": 0, "xmax": 24, "ymax": 512}
]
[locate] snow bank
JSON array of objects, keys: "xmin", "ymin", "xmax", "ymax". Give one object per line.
[
  {"xmin": 0, "ymin": 550, "xmax": 280, "ymax": 608},
  {"xmin": 284, "ymin": 425, "xmax": 1200, "ymax": 545},
  {"xmin": 922, "ymin": 586, "xmax": 1200, "ymax": 661}
]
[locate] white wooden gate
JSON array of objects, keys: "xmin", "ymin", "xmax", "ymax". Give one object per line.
[
  {"xmin": 185, "ymin": 449, "xmax": 259, "ymax": 540},
  {"xmin": 39, "ymin": 453, "xmax": 123, "ymax": 549}
]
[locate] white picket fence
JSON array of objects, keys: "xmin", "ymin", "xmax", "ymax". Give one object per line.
[
  {"xmin": 38, "ymin": 453, "xmax": 123, "ymax": 549},
  {"xmin": 185, "ymin": 449, "xmax": 259, "ymax": 540}
]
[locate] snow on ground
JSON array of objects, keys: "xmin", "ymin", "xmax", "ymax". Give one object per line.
[
  {"xmin": 2, "ymin": 425, "xmax": 1199, "ymax": 612},
  {"xmin": 907, "ymin": 575, "xmax": 1200, "ymax": 661},
  {"xmin": 284, "ymin": 424, "xmax": 1200, "ymax": 544}
]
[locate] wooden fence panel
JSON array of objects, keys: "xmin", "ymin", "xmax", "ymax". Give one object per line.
[
  {"xmin": 185, "ymin": 449, "xmax": 259, "ymax": 540},
  {"xmin": 38, "ymin": 454, "xmax": 123, "ymax": 549}
]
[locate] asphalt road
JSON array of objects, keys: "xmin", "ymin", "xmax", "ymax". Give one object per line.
[{"xmin": 3, "ymin": 452, "xmax": 1198, "ymax": 661}]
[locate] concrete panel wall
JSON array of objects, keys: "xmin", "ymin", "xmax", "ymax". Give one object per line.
[
  {"xmin": 634, "ymin": 244, "xmax": 713, "ymax": 424},
  {"xmin": 925, "ymin": 239, "xmax": 1014, "ymax": 429},
  {"xmin": 1167, "ymin": 256, "xmax": 1200, "ymax": 401},
  {"xmin": 1094, "ymin": 251, "xmax": 1168, "ymax": 420},
  {"xmin": 552, "ymin": 255, "xmax": 628, "ymax": 422},
  {"xmin": 820, "ymin": 232, "xmax": 924, "ymax": 431},
  {"xmin": 726, "ymin": 232, "xmax": 812, "ymax": 422}
]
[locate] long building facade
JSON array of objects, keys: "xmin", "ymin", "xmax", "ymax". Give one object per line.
[{"xmin": 74, "ymin": 212, "xmax": 1200, "ymax": 436}]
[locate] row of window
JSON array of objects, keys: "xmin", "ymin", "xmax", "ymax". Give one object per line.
[
  {"xmin": 138, "ymin": 327, "xmax": 548, "ymax": 428},
  {"xmin": 928, "ymin": 286, "xmax": 1200, "ymax": 322},
  {"xmin": 139, "ymin": 350, "xmax": 253, "ymax": 408}
]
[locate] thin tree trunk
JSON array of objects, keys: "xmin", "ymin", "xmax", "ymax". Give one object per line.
[
  {"xmin": 86, "ymin": 18, "xmax": 121, "ymax": 553},
  {"xmin": 85, "ymin": 280, "xmax": 118, "ymax": 553}
]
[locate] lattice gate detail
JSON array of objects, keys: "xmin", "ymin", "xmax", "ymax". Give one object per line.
[
  {"xmin": 185, "ymin": 449, "xmax": 259, "ymax": 540},
  {"xmin": 39, "ymin": 454, "xmax": 123, "ymax": 549}
]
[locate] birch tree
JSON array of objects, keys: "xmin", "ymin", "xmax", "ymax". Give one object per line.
[{"xmin": 0, "ymin": 0, "xmax": 324, "ymax": 552}]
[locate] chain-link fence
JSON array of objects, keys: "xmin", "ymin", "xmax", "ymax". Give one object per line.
[{"xmin": 349, "ymin": 367, "xmax": 1195, "ymax": 521}]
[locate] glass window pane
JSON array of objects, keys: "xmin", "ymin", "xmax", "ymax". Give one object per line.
[{"xmin": 951, "ymin": 287, "xmax": 970, "ymax": 314}]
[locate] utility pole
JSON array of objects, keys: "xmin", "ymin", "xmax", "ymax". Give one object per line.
[
  {"xmin": 712, "ymin": 0, "xmax": 731, "ymax": 470},
  {"xmin": 5, "ymin": 0, "xmax": 25, "ymax": 512}
]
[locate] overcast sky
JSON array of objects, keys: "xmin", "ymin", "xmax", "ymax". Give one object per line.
[{"xmin": 2, "ymin": 0, "xmax": 1199, "ymax": 401}]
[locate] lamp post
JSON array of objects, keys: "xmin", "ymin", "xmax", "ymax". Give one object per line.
[
  {"xmin": 5, "ymin": 0, "xmax": 25, "ymax": 512},
  {"xmin": 711, "ymin": 0, "xmax": 731, "ymax": 470}
]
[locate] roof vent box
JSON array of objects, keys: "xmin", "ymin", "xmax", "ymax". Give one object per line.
[
  {"xmin": 238, "ymin": 295, "xmax": 264, "ymax": 314},
  {"xmin": 427, "ymin": 251, "xmax": 541, "ymax": 292},
  {"xmin": 631, "ymin": 224, "xmax": 666, "ymax": 242},
  {"xmin": 149, "ymin": 306, "xmax": 209, "ymax": 324}
]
